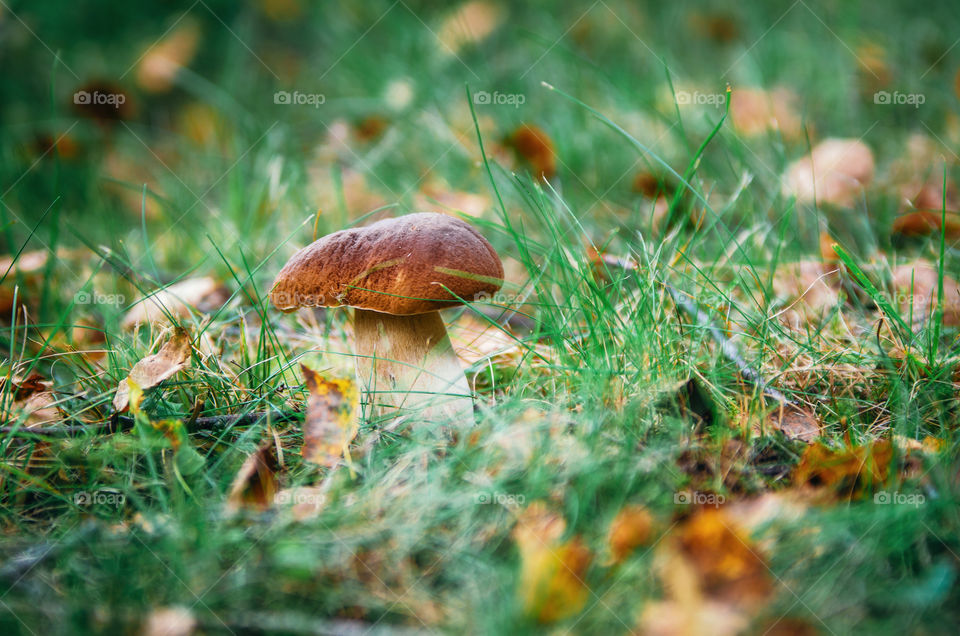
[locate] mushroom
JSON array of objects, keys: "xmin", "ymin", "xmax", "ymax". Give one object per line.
[{"xmin": 270, "ymin": 212, "xmax": 503, "ymax": 424}]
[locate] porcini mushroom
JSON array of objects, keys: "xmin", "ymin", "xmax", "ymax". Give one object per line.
[{"xmin": 270, "ymin": 212, "xmax": 503, "ymax": 424}]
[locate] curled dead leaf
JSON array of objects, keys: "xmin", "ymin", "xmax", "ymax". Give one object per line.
[
  {"xmin": 113, "ymin": 328, "xmax": 192, "ymax": 412},
  {"xmin": 300, "ymin": 365, "xmax": 358, "ymax": 467}
]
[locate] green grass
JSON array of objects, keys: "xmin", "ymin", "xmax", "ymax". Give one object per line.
[{"xmin": 1, "ymin": 0, "xmax": 960, "ymax": 633}]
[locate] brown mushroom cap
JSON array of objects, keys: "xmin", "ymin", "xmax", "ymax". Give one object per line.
[{"xmin": 270, "ymin": 212, "xmax": 504, "ymax": 315}]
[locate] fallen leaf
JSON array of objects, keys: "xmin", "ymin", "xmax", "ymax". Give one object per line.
[
  {"xmin": 688, "ymin": 11, "xmax": 740, "ymax": 44},
  {"xmin": 765, "ymin": 405, "xmax": 821, "ymax": 443},
  {"xmin": 225, "ymin": 439, "xmax": 281, "ymax": 513},
  {"xmin": 0, "ymin": 391, "xmax": 61, "ymax": 428},
  {"xmin": 0, "ymin": 250, "xmax": 50, "ymax": 276},
  {"xmin": 730, "ymin": 87, "xmax": 802, "ymax": 139},
  {"xmin": 890, "ymin": 260, "xmax": 960, "ymax": 327},
  {"xmin": 121, "ymin": 276, "xmax": 228, "ymax": 330},
  {"xmin": 136, "ymin": 20, "xmax": 201, "ymax": 93},
  {"xmin": 793, "ymin": 439, "xmax": 892, "ymax": 498},
  {"xmin": 113, "ymin": 328, "xmax": 192, "ymax": 412},
  {"xmin": 353, "ymin": 115, "xmax": 389, "ymax": 142},
  {"xmin": 300, "ymin": 364, "xmax": 358, "ymax": 467},
  {"xmin": 607, "ymin": 504, "xmax": 655, "ymax": 564},
  {"xmin": 892, "ymin": 210, "xmax": 960, "ymax": 240},
  {"xmin": 782, "ymin": 138, "xmax": 874, "ymax": 207},
  {"xmin": 506, "ymin": 124, "xmax": 556, "ymax": 181},
  {"xmin": 513, "ymin": 502, "xmax": 592, "ymax": 623},
  {"xmin": 772, "ymin": 260, "xmax": 842, "ymax": 322},
  {"xmin": 142, "ymin": 605, "xmax": 196, "ymax": 636},
  {"xmin": 670, "ymin": 508, "xmax": 773, "ymax": 608},
  {"xmin": 437, "ymin": 1, "xmax": 502, "ymax": 54}
]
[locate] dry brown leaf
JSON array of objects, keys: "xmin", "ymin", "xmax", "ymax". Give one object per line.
[
  {"xmin": 0, "ymin": 391, "xmax": 61, "ymax": 428},
  {"xmin": 142, "ymin": 606, "xmax": 196, "ymax": 636},
  {"xmin": 607, "ymin": 504, "xmax": 655, "ymax": 564},
  {"xmin": 136, "ymin": 21, "xmax": 201, "ymax": 93},
  {"xmin": 0, "ymin": 250, "xmax": 49, "ymax": 276},
  {"xmin": 437, "ymin": 1, "xmax": 502, "ymax": 54},
  {"xmin": 512, "ymin": 502, "xmax": 592, "ymax": 623},
  {"xmin": 793, "ymin": 439, "xmax": 892, "ymax": 498},
  {"xmin": 225, "ymin": 440, "xmax": 280, "ymax": 513},
  {"xmin": 0, "ymin": 374, "xmax": 62, "ymax": 428},
  {"xmin": 730, "ymin": 87, "xmax": 802, "ymax": 139},
  {"xmin": 121, "ymin": 276, "xmax": 228, "ymax": 330},
  {"xmin": 782, "ymin": 138, "xmax": 874, "ymax": 207},
  {"xmin": 506, "ymin": 124, "xmax": 556, "ymax": 181},
  {"xmin": 890, "ymin": 260, "xmax": 960, "ymax": 327},
  {"xmin": 765, "ymin": 405, "xmax": 821, "ymax": 443},
  {"xmin": 113, "ymin": 328, "xmax": 192, "ymax": 412},
  {"xmin": 301, "ymin": 364, "xmax": 358, "ymax": 467},
  {"xmin": 892, "ymin": 210, "xmax": 960, "ymax": 240}
]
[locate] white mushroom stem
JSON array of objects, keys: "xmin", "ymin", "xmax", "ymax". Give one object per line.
[{"xmin": 352, "ymin": 309, "xmax": 474, "ymax": 425}]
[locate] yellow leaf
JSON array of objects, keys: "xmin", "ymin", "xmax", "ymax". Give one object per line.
[
  {"xmin": 513, "ymin": 502, "xmax": 592, "ymax": 623},
  {"xmin": 300, "ymin": 364, "xmax": 358, "ymax": 467}
]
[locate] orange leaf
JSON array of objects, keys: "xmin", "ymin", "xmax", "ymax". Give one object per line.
[
  {"xmin": 793, "ymin": 439, "xmax": 892, "ymax": 497},
  {"xmin": 607, "ymin": 504, "xmax": 655, "ymax": 564}
]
